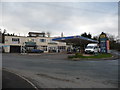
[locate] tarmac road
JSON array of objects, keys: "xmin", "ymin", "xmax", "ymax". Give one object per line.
[
  {"xmin": 2, "ymin": 52, "xmax": 119, "ymax": 88},
  {"xmin": 2, "ymin": 70, "xmax": 37, "ymax": 89}
]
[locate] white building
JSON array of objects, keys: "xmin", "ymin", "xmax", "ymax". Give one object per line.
[{"xmin": 3, "ymin": 32, "xmax": 68, "ymax": 53}]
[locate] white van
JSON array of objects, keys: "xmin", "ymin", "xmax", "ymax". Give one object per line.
[{"xmin": 85, "ymin": 43, "xmax": 100, "ymax": 54}]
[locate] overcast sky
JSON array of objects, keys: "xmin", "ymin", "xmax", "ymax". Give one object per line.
[{"xmin": 1, "ymin": 2, "xmax": 118, "ymax": 37}]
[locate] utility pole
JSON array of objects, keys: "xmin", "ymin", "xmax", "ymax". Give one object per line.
[{"xmin": 61, "ymin": 32, "xmax": 64, "ymax": 37}]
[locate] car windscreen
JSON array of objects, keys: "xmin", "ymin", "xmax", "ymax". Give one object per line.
[{"xmin": 86, "ymin": 46, "xmax": 94, "ymax": 49}]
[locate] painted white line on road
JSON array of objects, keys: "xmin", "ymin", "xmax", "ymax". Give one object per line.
[{"xmin": 3, "ymin": 68, "xmax": 39, "ymax": 90}]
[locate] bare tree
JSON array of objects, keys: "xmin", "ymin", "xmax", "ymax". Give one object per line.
[
  {"xmin": 106, "ymin": 33, "xmax": 115, "ymax": 41},
  {"xmin": 3, "ymin": 29, "xmax": 7, "ymax": 34},
  {"xmin": 93, "ymin": 36, "xmax": 99, "ymax": 40}
]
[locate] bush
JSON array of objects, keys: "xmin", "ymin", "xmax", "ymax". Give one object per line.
[{"xmin": 75, "ymin": 53, "xmax": 82, "ymax": 56}]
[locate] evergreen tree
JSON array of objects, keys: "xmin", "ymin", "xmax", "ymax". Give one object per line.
[
  {"xmin": 81, "ymin": 32, "xmax": 92, "ymax": 39},
  {"xmin": 87, "ymin": 33, "xmax": 92, "ymax": 39}
]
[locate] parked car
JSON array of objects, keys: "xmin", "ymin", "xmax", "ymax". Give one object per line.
[{"xmin": 29, "ymin": 49, "xmax": 44, "ymax": 53}]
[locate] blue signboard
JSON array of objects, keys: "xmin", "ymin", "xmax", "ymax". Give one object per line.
[{"xmin": 99, "ymin": 32, "xmax": 108, "ymax": 53}]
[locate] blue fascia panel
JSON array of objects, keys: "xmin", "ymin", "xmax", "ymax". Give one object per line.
[{"xmin": 52, "ymin": 35, "xmax": 98, "ymax": 43}]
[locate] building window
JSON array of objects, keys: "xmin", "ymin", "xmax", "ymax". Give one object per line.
[
  {"xmin": 58, "ymin": 46, "xmax": 66, "ymax": 50},
  {"xmin": 31, "ymin": 39, "xmax": 34, "ymax": 42},
  {"xmin": 12, "ymin": 38, "xmax": 20, "ymax": 44},
  {"xmin": 41, "ymin": 46, "xmax": 47, "ymax": 51},
  {"xmin": 12, "ymin": 38, "xmax": 19, "ymax": 41},
  {"xmin": 40, "ymin": 39, "xmax": 46, "ymax": 42},
  {"xmin": 31, "ymin": 34, "xmax": 36, "ymax": 37}
]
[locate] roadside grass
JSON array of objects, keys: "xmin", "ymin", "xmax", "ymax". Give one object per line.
[{"xmin": 68, "ymin": 53, "xmax": 113, "ymax": 59}]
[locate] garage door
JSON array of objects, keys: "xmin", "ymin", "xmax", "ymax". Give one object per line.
[{"xmin": 10, "ymin": 46, "xmax": 21, "ymax": 53}]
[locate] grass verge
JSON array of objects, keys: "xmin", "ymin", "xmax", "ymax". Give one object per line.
[{"xmin": 68, "ymin": 53, "xmax": 113, "ymax": 59}]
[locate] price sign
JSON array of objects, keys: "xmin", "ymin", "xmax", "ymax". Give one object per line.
[{"xmin": 99, "ymin": 32, "xmax": 109, "ymax": 53}]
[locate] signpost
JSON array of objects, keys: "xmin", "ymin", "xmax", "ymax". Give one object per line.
[{"xmin": 99, "ymin": 32, "xmax": 109, "ymax": 53}]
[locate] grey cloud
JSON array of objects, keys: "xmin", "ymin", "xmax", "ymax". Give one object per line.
[{"xmin": 2, "ymin": 2, "xmax": 118, "ymax": 37}]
